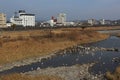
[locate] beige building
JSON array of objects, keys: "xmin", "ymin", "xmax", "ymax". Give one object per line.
[
  {"xmin": 57, "ymin": 13, "xmax": 66, "ymax": 24},
  {"xmin": 0, "ymin": 13, "xmax": 6, "ymax": 28}
]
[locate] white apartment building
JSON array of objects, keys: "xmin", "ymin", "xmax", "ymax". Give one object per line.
[
  {"xmin": 0, "ymin": 13, "xmax": 7, "ymax": 28},
  {"xmin": 88, "ymin": 19, "xmax": 96, "ymax": 25},
  {"xmin": 10, "ymin": 16, "xmax": 22, "ymax": 26},
  {"xmin": 57, "ymin": 13, "xmax": 66, "ymax": 24},
  {"xmin": 10, "ymin": 10, "xmax": 35, "ymax": 27},
  {"xmin": 99, "ymin": 19, "xmax": 105, "ymax": 25}
]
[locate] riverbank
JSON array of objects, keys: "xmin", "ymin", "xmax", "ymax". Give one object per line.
[
  {"xmin": 25, "ymin": 63, "xmax": 104, "ymax": 80},
  {"xmin": 0, "ymin": 28, "xmax": 109, "ymax": 65},
  {"xmin": 106, "ymin": 66, "xmax": 120, "ymax": 80},
  {"xmin": 0, "ymin": 63, "xmax": 104, "ymax": 80},
  {"xmin": 0, "ymin": 28, "xmax": 109, "ymax": 79},
  {"xmin": 0, "ymin": 73, "xmax": 62, "ymax": 80}
]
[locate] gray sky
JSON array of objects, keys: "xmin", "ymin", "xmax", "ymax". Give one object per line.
[{"xmin": 0, "ymin": 0, "xmax": 120, "ymax": 21}]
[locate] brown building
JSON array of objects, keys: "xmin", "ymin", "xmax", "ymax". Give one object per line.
[{"xmin": 0, "ymin": 13, "xmax": 6, "ymax": 28}]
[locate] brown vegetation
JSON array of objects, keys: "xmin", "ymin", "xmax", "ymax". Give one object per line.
[
  {"xmin": 58, "ymin": 26, "xmax": 120, "ymax": 31},
  {"xmin": 0, "ymin": 73, "xmax": 63, "ymax": 80},
  {"xmin": 86, "ymin": 26, "xmax": 120, "ymax": 31},
  {"xmin": 0, "ymin": 28, "xmax": 108, "ymax": 65},
  {"xmin": 106, "ymin": 66, "xmax": 120, "ymax": 80},
  {"xmin": 116, "ymin": 33, "xmax": 120, "ymax": 37}
]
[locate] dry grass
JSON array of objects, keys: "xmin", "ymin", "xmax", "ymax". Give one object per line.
[
  {"xmin": 0, "ymin": 73, "xmax": 63, "ymax": 80},
  {"xmin": 86, "ymin": 26, "xmax": 120, "ymax": 31},
  {"xmin": 56, "ymin": 26, "xmax": 120, "ymax": 31},
  {"xmin": 0, "ymin": 27, "xmax": 110, "ymax": 80},
  {"xmin": 106, "ymin": 66, "xmax": 120, "ymax": 80},
  {"xmin": 0, "ymin": 28, "xmax": 108, "ymax": 65},
  {"xmin": 116, "ymin": 33, "xmax": 120, "ymax": 37}
]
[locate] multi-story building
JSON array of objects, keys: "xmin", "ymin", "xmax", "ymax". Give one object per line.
[
  {"xmin": 10, "ymin": 16, "xmax": 22, "ymax": 26},
  {"xmin": 99, "ymin": 19, "xmax": 112, "ymax": 25},
  {"xmin": 88, "ymin": 19, "xmax": 96, "ymax": 25},
  {"xmin": 10, "ymin": 10, "xmax": 35, "ymax": 27},
  {"xmin": 0, "ymin": 13, "xmax": 6, "ymax": 28},
  {"xmin": 99, "ymin": 19, "xmax": 105, "ymax": 25},
  {"xmin": 57, "ymin": 13, "xmax": 66, "ymax": 25}
]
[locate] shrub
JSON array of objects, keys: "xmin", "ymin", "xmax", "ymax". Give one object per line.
[
  {"xmin": 106, "ymin": 66, "xmax": 120, "ymax": 80},
  {"xmin": 0, "ymin": 41, "xmax": 2, "ymax": 47}
]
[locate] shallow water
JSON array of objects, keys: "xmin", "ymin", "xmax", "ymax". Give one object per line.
[{"xmin": 0, "ymin": 36, "xmax": 120, "ymax": 75}]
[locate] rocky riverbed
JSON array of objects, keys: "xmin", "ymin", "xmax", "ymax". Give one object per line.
[
  {"xmin": 0, "ymin": 45, "xmax": 119, "ymax": 72},
  {"xmin": 24, "ymin": 63, "xmax": 105, "ymax": 80}
]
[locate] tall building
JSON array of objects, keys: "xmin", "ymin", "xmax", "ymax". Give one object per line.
[
  {"xmin": 57, "ymin": 13, "xmax": 66, "ymax": 24},
  {"xmin": 10, "ymin": 10, "xmax": 35, "ymax": 27},
  {"xmin": 0, "ymin": 13, "xmax": 6, "ymax": 28}
]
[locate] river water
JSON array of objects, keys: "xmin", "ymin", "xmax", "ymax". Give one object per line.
[{"xmin": 0, "ymin": 36, "xmax": 120, "ymax": 75}]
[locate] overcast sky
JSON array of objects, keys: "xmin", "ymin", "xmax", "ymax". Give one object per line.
[{"xmin": 0, "ymin": 0, "xmax": 120, "ymax": 21}]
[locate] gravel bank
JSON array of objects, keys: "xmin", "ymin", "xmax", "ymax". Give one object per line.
[{"xmin": 24, "ymin": 63, "xmax": 105, "ymax": 80}]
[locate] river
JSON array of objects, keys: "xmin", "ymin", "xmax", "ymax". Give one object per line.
[{"xmin": 0, "ymin": 36, "xmax": 120, "ymax": 75}]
